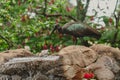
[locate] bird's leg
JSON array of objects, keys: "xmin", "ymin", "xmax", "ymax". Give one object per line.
[
  {"xmin": 59, "ymin": 33, "xmax": 63, "ymax": 39},
  {"xmin": 80, "ymin": 38, "xmax": 90, "ymax": 47},
  {"xmin": 72, "ymin": 36, "xmax": 77, "ymax": 44}
]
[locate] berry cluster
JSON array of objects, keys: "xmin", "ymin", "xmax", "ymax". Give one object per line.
[
  {"xmin": 42, "ymin": 44, "xmax": 64, "ymax": 53},
  {"xmin": 83, "ymin": 72, "xmax": 94, "ymax": 79}
]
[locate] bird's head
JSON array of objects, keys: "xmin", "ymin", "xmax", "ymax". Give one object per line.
[{"xmin": 50, "ymin": 24, "xmax": 61, "ymax": 35}]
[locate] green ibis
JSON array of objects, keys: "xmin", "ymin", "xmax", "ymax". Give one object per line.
[{"xmin": 51, "ymin": 21, "xmax": 101, "ymax": 45}]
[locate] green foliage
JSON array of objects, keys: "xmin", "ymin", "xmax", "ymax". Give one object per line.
[
  {"xmin": 100, "ymin": 29, "xmax": 116, "ymax": 42},
  {"xmin": 0, "ymin": 0, "xmax": 71, "ymax": 53}
]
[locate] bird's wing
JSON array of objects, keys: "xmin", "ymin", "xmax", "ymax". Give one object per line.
[
  {"xmin": 62, "ymin": 21, "xmax": 79, "ymax": 29},
  {"xmin": 67, "ymin": 23, "xmax": 100, "ymax": 37},
  {"xmin": 86, "ymin": 27, "xmax": 101, "ymax": 35},
  {"xmin": 62, "ymin": 21, "xmax": 100, "ymax": 37},
  {"xmin": 78, "ymin": 22, "xmax": 101, "ymax": 35},
  {"xmin": 64, "ymin": 23, "xmax": 86, "ymax": 37},
  {"xmin": 66, "ymin": 23, "xmax": 86, "ymax": 31}
]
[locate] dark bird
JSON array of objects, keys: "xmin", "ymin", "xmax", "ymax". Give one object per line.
[{"xmin": 51, "ymin": 21, "xmax": 101, "ymax": 45}]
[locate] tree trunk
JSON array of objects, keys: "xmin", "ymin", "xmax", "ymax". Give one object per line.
[{"xmin": 76, "ymin": 0, "xmax": 90, "ymax": 22}]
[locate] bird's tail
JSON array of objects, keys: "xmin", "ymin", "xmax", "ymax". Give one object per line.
[{"xmin": 87, "ymin": 27, "xmax": 101, "ymax": 39}]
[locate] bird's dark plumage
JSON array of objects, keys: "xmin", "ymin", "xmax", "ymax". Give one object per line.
[{"xmin": 51, "ymin": 21, "xmax": 101, "ymax": 44}]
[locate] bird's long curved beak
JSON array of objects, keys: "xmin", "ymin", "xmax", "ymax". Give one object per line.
[{"xmin": 50, "ymin": 26, "xmax": 56, "ymax": 35}]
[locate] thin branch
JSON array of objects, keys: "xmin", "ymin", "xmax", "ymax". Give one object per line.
[
  {"xmin": 111, "ymin": 0, "xmax": 119, "ymax": 44},
  {"xmin": 113, "ymin": 0, "xmax": 119, "ymax": 14},
  {"xmin": 114, "ymin": 14, "xmax": 118, "ymax": 28},
  {"xmin": 44, "ymin": 13, "xmax": 77, "ymax": 21},
  {"xmin": 76, "ymin": 0, "xmax": 81, "ymax": 21},
  {"xmin": 42, "ymin": 0, "xmax": 77, "ymax": 21},
  {"xmin": 113, "ymin": 0, "xmax": 119, "ymax": 29},
  {"xmin": 82, "ymin": 0, "xmax": 90, "ymax": 21},
  {"xmin": 76, "ymin": 0, "xmax": 90, "ymax": 22},
  {"xmin": 43, "ymin": 0, "xmax": 47, "ymax": 15},
  {"xmin": 118, "ymin": 11, "xmax": 120, "ymax": 21}
]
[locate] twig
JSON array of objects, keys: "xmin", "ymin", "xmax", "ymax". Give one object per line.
[
  {"xmin": 43, "ymin": 13, "xmax": 77, "ymax": 21},
  {"xmin": 113, "ymin": 0, "xmax": 119, "ymax": 29},
  {"xmin": 76, "ymin": 0, "xmax": 81, "ymax": 21},
  {"xmin": 43, "ymin": 0, "xmax": 47, "ymax": 15},
  {"xmin": 41, "ymin": 0, "xmax": 77, "ymax": 21},
  {"xmin": 113, "ymin": 0, "xmax": 119, "ymax": 15},
  {"xmin": 76, "ymin": 0, "xmax": 90, "ymax": 22},
  {"xmin": 82, "ymin": 0, "xmax": 90, "ymax": 21},
  {"xmin": 111, "ymin": 0, "xmax": 119, "ymax": 44}
]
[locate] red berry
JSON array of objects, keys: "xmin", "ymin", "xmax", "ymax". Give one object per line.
[
  {"xmin": 109, "ymin": 18, "xmax": 113, "ymax": 23},
  {"xmin": 48, "ymin": 2, "xmax": 52, "ymax": 5},
  {"xmin": 89, "ymin": 73, "xmax": 94, "ymax": 78},
  {"xmin": 27, "ymin": 7, "xmax": 31, "ymax": 11},
  {"xmin": 22, "ymin": 41, "xmax": 26, "ymax": 46},
  {"xmin": 50, "ymin": 44, "xmax": 55, "ymax": 52},
  {"xmin": 101, "ymin": 26, "xmax": 105, "ymax": 30},
  {"xmin": 18, "ymin": 0, "xmax": 21, "ymax": 6},
  {"xmin": 21, "ymin": 15, "xmax": 28, "ymax": 22},
  {"xmin": 21, "ymin": 16, "xmax": 25, "ymax": 22},
  {"xmin": 55, "ymin": 19, "xmax": 59, "ymax": 24},
  {"xmin": 59, "ymin": 16, "xmax": 62, "ymax": 20},
  {"xmin": 50, "ymin": 44, "xmax": 53, "ymax": 49},
  {"xmin": 43, "ymin": 44, "xmax": 47, "ymax": 50},
  {"xmin": 46, "ymin": 16, "xmax": 48, "ymax": 19},
  {"xmin": 51, "ymin": 0, "xmax": 55, "ymax": 4},
  {"xmin": 83, "ymin": 73, "xmax": 91, "ymax": 79},
  {"xmin": 62, "ymin": 45, "xmax": 66, "ymax": 48},
  {"xmin": 36, "ymin": 6, "xmax": 40, "ymax": 9},
  {"xmin": 66, "ymin": 6, "xmax": 71, "ymax": 12},
  {"xmin": 51, "ymin": 48, "xmax": 55, "ymax": 53},
  {"xmin": 17, "ymin": 45, "xmax": 22, "ymax": 49},
  {"xmin": 27, "ymin": 37, "xmax": 30, "ymax": 40},
  {"xmin": 35, "ymin": 32, "xmax": 39, "ymax": 37},
  {"xmin": 55, "ymin": 46, "xmax": 59, "ymax": 52},
  {"xmin": 48, "ymin": 0, "xmax": 55, "ymax": 5},
  {"xmin": 59, "ymin": 34, "xmax": 63, "ymax": 39},
  {"xmin": 90, "ymin": 16, "xmax": 94, "ymax": 21}
]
